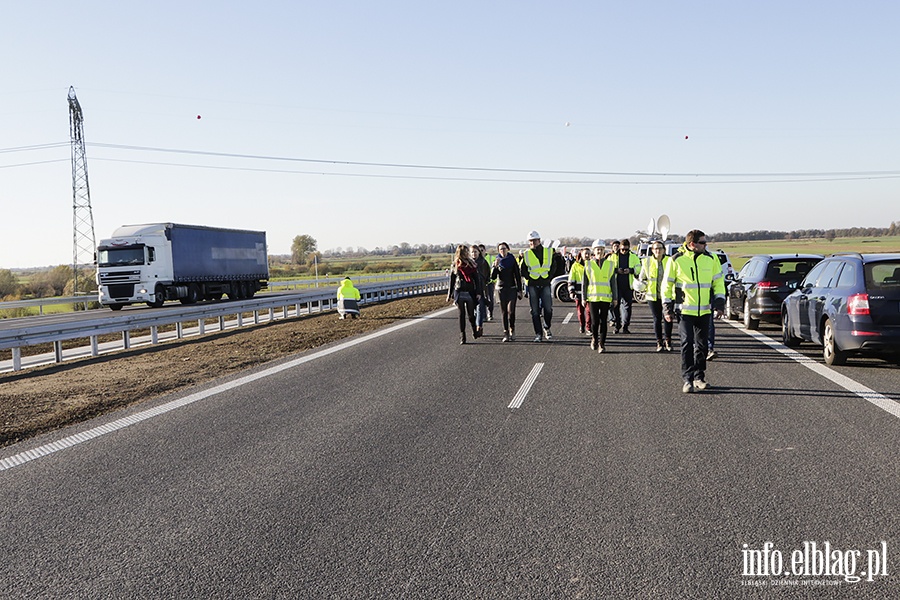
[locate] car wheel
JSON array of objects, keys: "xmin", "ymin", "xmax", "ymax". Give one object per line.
[
  {"xmin": 725, "ymin": 296, "xmax": 737, "ymax": 320},
  {"xmin": 554, "ymin": 283, "xmax": 571, "ymax": 303},
  {"xmin": 781, "ymin": 310, "xmax": 801, "ymax": 347},
  {"xmin": 822, "ymin": 318, "xmax": 847, "ymax": 366},
  {"xmin": 633, "ymin": 290, "xmax": 646, "ymax": 303},
  {"xmin": 743, "ymin": 299, "xmax": 759, "ymax": 330}
]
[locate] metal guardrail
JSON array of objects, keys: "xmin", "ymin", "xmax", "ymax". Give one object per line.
[
  {"xmin": 0, "ymin": 271, "xmax": 447, "ymax": 316},
  {"xmin": 0, "ymin": 275, "xmax": 448, "ymax": 372}
]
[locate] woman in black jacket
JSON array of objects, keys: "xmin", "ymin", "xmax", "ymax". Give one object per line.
[
  {"xmin": 447, "ymin": 244, "xmax": 483, "ymax": 344},
  {"xmin": 490, "ymin": 242, "xmax": 523, "ymax": 342}
]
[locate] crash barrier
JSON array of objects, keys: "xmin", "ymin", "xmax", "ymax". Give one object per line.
[
  {"xmin": 0, "ymin": 271, "xmax": 447, "ymax": 316},
  {"xmin": 0, "ymin": 276, "xmax": 448, "ymax": 373}
]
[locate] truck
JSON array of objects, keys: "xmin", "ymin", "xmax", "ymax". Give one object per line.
[{"xmin": 96, "ymin": 223, "xmax": 268, "ymax": 310}]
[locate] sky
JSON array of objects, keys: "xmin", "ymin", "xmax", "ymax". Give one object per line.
[{"xmin": 3, "ymin": 1, "xmax": 900, "ymax": 268}]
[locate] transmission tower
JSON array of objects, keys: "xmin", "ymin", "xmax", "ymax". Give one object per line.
[{"xmin": 68, "ymin": 86, "xmax": 96, "ymax": 296}]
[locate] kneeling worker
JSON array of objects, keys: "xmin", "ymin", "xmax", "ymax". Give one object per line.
[{"xmin": 337, "ymin": 277, "xmax": 361, "ymax": 319}]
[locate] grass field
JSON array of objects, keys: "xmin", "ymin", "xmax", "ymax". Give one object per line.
[{"xmin": 708, "ymin": 237, "xmax": 900, "ymax": 270}]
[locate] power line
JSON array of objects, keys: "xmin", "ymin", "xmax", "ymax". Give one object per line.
[{"xmin": 90, "ymin": 157, "xmax": 900, "ymax": 185}]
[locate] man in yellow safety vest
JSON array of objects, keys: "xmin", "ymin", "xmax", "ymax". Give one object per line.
[
  {"xmin": 662, "ymin": 230, "xmax": 725, "ymax": 393},
  {"xmin": 520, "ymin": 230, "xmax": 564, "ymax": 342}
]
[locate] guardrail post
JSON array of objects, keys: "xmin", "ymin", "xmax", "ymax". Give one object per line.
[
  {"xmin": 151, "ymin": 326, "xmax": 159, "ymax": 345},
  {"xmin": 236, "ymin": 313, "xmax": 243, "ymax": 328},
  {"xmin": 123, "ymin": 331, "xmax": 131, "ymax": 350},
  {"xmin": 90, "ymin": 336, "xmax": 99, "ymax": 356},
  {"xmin": 12, "ymin": 347, "xmax": 21, "ymax": 371},
  {"xmin": 198, "ymin": 319, "xmax": 205, "ymax": 335},
  {"xmin": 221, "ymin": 315, "xmax": 228, "ymax": 330},
  {"xmin": 176, "ymin": 322, "xmax": 184, "ymax": 339},
  {"xmin": 53, "ymin": 341, "xmax": 62, "ymax": 363}
]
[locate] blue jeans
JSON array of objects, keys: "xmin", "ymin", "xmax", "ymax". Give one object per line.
[
  {"xmin": 527, "ymin": 285, "xmax": 553, "ymax": 334},
  {"xmin": 679, "ymin": 313, "xmax": 711, "ymax": 383}
]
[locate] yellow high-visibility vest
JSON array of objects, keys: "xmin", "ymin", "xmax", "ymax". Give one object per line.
[
  {"xmin": 584, "ymin": 259, "xmax": 615, "ymax": 302},
  {"xmin": 662, "ymin": 251, "xmax": 725, "ymax": 316},
  {"xmin": 524, "ymin": 247, "xmax": 552, "ymax": 282}
]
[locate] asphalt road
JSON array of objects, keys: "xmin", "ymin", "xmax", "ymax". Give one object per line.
[{"xmin": 1, "ymin": 302, "xmax": 897, "ymax": 598}]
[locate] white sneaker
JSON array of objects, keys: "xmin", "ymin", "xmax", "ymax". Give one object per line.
[
  {"xmin": 543, "ymin": 328, "xmax": 553, "ymax": 341},
  {"xmin": 502, "ymin": 333, "xmax": 510, "ymax": 342},
  {"xmin": 533, "ymin": 335, "xmax": 542, "ymax": 343},
  {"xmin": 682, "ymin": 382, "xmax": 694, "ymax": 393},
  {"xmin": 693, "ymin": 378, "xmax": 709, "ymax": 391},
  {"xmin": 707, "ymin": 349, "xmax": 718, "ymax": 361}
]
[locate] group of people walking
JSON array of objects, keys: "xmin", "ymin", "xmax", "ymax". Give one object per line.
[{"xmin": 448, "ymin": 229, "xmax": 726, "ymax": 393}]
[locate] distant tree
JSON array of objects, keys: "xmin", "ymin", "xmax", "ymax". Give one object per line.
[
  {"xmin": 291, "ymin": 235, "xmax": 318, "ymax": 264},
  {"xmin": 24, "ymin": 265, "xmax": 72, "ymax": 297},
  {"xmin": 0, "ymin": 269, "xmax": 19, "ymax": 298},
  {"xmin": 824, "ymin": 230, "xmax": 837, "ymax": 242}
]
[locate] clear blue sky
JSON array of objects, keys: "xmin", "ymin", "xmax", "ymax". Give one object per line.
[{"xmin": 3, "ymin": 1, "xmax": 899, "ymax": 268}]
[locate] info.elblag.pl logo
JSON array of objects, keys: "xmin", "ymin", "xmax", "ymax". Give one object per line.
[{"xmin": 741, "ymin": 541, "xmax": 888, "ymax": 586}]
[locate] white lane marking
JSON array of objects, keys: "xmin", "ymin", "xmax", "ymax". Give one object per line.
[
  {"xmin": 509, "ymin": 363, "xmax": 544, "ymax": 409},
  {"xmin": 562, "ymin": 311, "xmax": 574, "ymax": 325},
  {"xmin": 724, "ymin": 321, "xmax": 900, "ymax": 421},
  {"xmin": 0, "ymin": 307, "xmax": 457, "ymax": 472}
]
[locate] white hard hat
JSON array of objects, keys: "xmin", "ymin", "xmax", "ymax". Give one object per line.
[
  {"xmin": 527, "ymin": 230, "xmax": 541, "ymax": 241},
  {"xmin": 591, "ymin": 239, "xmax": 605, "ymax": 249}
]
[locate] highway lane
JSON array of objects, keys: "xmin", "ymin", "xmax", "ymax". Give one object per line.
[{"xmin": 0, "ymin": 303, "xmax": 897, "ymax": 598}]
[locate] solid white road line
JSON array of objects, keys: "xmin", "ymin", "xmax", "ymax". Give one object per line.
[
  {"xmin": 724, "ymin": 320, "xmax": 900, "ymax": 421},
  {"xmin": 562, "ymin": 311, "xmax": 574, "ymax": 325},
  {"xmin": 509, "ymin": 363, "xmax": 544, "ymax": 409},
  {"xmin": 0, "ymin": 307, "xmax": 457, "ymax": 472}
]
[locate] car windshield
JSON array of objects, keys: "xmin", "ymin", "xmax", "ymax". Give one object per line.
[
  {"xmin": 765, "ymin": 259, "xmax": 820, "ymax": 282},
  {"xmin": 865, "ymin": 261, "xmax": 900, "ymax": 289}
]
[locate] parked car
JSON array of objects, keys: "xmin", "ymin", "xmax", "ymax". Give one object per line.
[
  {"xmin": 710, "ymin": 249, "xmax": 735, "ymax": 281},
  {"xmin": 727, "ymin": 254, "xmax": 824, "ymax": 329},
  {"xmin": 551, "ymin": 274, "xmax": 573, "ymax": 302},
  {"xmin": 781, "ymin": 253, "xmax": 900, "ymax": 365}
]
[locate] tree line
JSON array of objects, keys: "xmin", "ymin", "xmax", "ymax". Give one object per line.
[{"xmin": 710, "ymin": 222, "xmax": 899, "ymax": 242}]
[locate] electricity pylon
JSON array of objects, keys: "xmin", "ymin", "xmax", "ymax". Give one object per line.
[{"xmin": 68, "ymin": 86, "xmax": 96, "ymax": 296}]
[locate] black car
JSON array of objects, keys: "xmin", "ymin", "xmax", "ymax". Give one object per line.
[
  {"xmin": 781, "ymin": 253, "xmax": 900, "ymax": 365},
  {"xmin": 727, "ymin": 254, "xmax": 823, "ymax": 329}
]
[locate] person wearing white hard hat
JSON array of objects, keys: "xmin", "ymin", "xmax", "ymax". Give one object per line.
[
  {"xmin": 582, "ymin": 240, "xmax": 618, "ymax": 352},
  {"xmin": 520, "ymin": 230, "xmax": 565, "ymax": 342}
]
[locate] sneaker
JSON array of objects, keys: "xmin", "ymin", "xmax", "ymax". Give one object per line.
[
  {"xmin": 707, "ymin": 349, "xmax": 718, "ymax": 361},
  {"xmin": 460, "ymin": 332, "xmax": 467, "ymax": 345},
  {"xmin": 665, "ymin": 340, "xmax": 673, "ymax": 352},
  {"xmin": 590, "ymin": 339, "xmax": 598, "ymax": 350},
  {"xmin": 579, "ymin": 327, "xmax": 586, "ymax": 334},
  {"xmin": 533, "ymin": 335, "xmax": 542, "ymax": 343},
  {"xmin": 488, "ymin": 313, "xmax": 494, "ymax": 321},
  {"xmin": 597, "ymin": 345, "xmax": 605, "ymax": 354},
  {"xmin": 656, "ymin": 343, "xmax": 663, "ymax": 353},
  {"xmin": 682, "ymin": 382, "xmax": 694, "ymax": 393},
  {"xmin": 544, "ymin": 328, "xmax": 553, "ymax": 341},
  {"xmin": 502, "ymin": 334, "xmax": 510, "ymax": 342},
  {"xmin": 693, "ymin": 378, "xmax": 709, "ymax": 391},
  {"xmin": 509, "ymin": 329, "xmax": 515, "ymax": 341},
  {"xmin": 474, "ymin": 327, "xmax": 483, "ymax": 339},
  {"xmin": 623, "ymin": 327, "xmax": 631, "ymax": 334},
  {"xmin": 614, "ymin": 327, "xmax": 621, "ymax": 334}
]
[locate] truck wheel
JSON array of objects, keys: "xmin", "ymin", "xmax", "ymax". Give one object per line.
[
  {"xmin": 180, "ymin": 283, "xmax": 200, "ymax": 305},
  {"xmin": 147, "ymin": 284, "xmax": 165, "ymax": 308},
  {"xmin": 108, "ymin": 304, "xmax": 124, "ymax": 311},
  {"xmin": 228, "ymin": 281, "xmax": 243, "ymax": 300},
  {"xmin": 244, "ymin": 282, "xmax": 255, "ymax": 298}
]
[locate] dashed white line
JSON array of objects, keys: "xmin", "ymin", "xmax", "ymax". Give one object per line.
[{"xmin": 509, "ymin": 363, "xmax": 544, "ymax": 409}]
